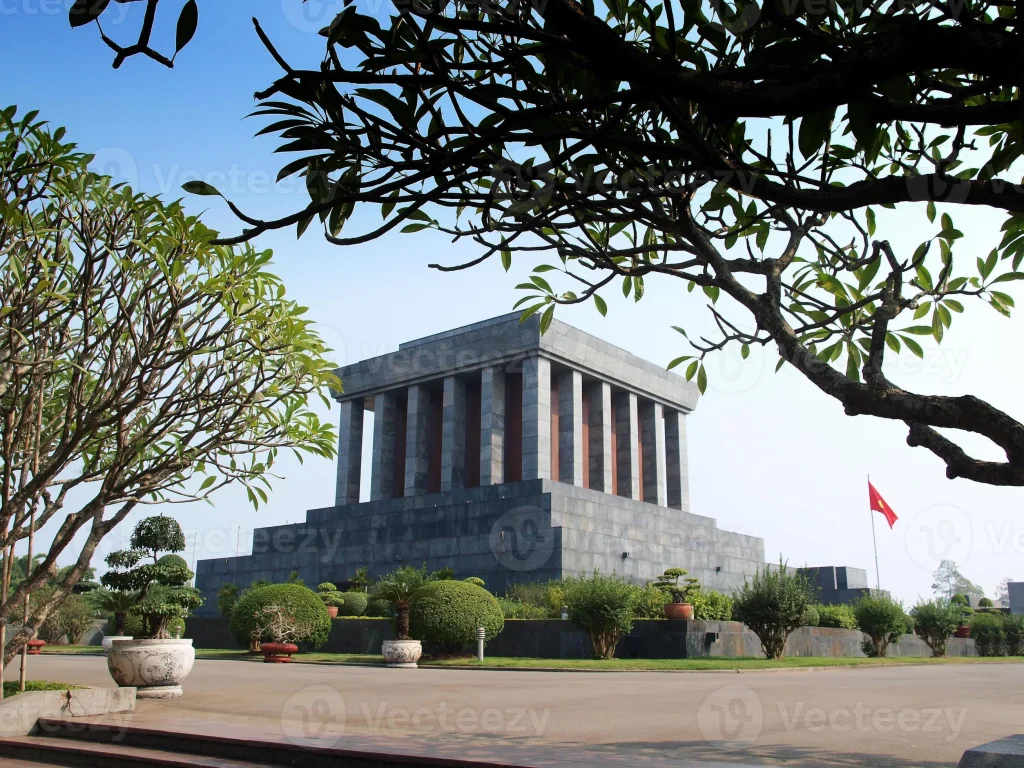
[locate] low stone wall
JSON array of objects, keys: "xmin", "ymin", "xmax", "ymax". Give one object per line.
[
  {"xmin": 186, "ymin": 617, "xmax": 976, "ymax": 658},
  {"xmin": 0, "ymin": 688, "xmax": 136, "ymax": 737}
]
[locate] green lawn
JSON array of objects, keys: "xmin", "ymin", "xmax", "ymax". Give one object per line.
[
  {"xmin": 2, "ymin": 680, "xmax": 85, "ymax": 698},
  {"xmin": 39, "ymin": 645, "xmax": 1024, "ymax": 670}
]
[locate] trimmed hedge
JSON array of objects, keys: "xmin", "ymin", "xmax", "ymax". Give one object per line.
[
  {"xmin": 817, "ymin": 604, "xmax": 858, "ymax": 629},
  {"xmin": 229, "ymin": 584, "xmax": 330, "ymax": 650},
  {"xmin": 337, "ymin": 591, "xmax": 369, "ymax": 617},
  {"xmin": 410, "ymin": 580, "xmax": 504, "ymax": 652}
]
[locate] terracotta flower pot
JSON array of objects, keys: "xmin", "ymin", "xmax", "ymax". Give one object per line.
[
  {"xmin": 26, "ymin": 639, "xmax": 46, "ymax": 655},
  {"xmin": 261, "ymin": 642, "xmax": 299, "ymax": 663},
  {"xmin": 664, "ymin": 602, "xmax": 694, "ymax": 621},
  {"xmin": 954, "ymin": 625, "xmax": 971, "ymax": 638},
  {"xmin": 327, "ymin": 606, "xmax": 339, "ymax": 618}
]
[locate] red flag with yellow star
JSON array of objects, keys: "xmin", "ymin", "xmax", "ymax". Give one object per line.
[{"xmin": 868, "ymin": 482, "xmax": 898, "ymax": 528}]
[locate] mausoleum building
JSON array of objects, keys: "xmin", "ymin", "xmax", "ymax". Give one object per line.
[{"xmin": 194, "ymin": 313, "xmax": 768, "ymax": 610}]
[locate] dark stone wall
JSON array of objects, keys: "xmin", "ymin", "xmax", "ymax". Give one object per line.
[{"xmin": 185, "ymin": 617, "xmax": 976, "ymax": 658}]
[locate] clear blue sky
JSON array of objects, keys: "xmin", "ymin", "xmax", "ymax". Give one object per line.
[{"xmin": 2, "ymin": 0, "xmax": 1021, "ymax": 604}]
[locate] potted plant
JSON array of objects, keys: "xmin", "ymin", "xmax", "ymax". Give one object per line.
[
  {"xmin": 26, "ymin": 639, "xmax": 46, "ymax": 655},
  {"xmin": 255, "ymin": 604, "xmax": 310, "ymax": 662},
  {"xmin": 653, "ymin": 568, "xmax": 699, "ymax": 620},
  {"xmin": 350, "ymin": 567, "xmax": 371, "ymax": 593},
  {"xmin": 316, "ymin": 582, "xmax": 345, "ymax": 618},
  {"xmin": 370, "ymin": 565, "xmax": 431, "ymax": 668},
  {"xmin": 92, "ymin": 588, "xmax": 139, "ymax": 653},
  {"xmin": 100, "ymin": 515, "xmax": 203, "ymax": 698},
  {"xmin": 951, "ymin": 594, "xmax": 972, "ymax": 638}
]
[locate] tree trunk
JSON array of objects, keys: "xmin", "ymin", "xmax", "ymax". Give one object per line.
[{"xmin": 395, "ymin": 602, "xmax": 410, "ymax": 640}]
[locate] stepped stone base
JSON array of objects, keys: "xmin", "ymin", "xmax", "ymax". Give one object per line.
[{"xmin": 195, "ymin": 479, "xmax": 764, "ymax": 609}]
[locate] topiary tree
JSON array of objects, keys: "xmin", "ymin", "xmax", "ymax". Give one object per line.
[
  {"xmin": 370, "ymin": 565, "xmax": 433, "ymax": 640},
  {"xmin": 853, "ymin": 595, "xmax": 907, "ymax": 657},
  {"xmin": 732, "ymin": 560, "xmax": 813, "ymax": 659},
  {"xmin": 464, "ymin": 577, "xmax": 485, "ymax": 588},
  {"xmin": 365, "ymin": 597, "xmax": 395, "ymax": 619},
  {"xmin": 229, "ymin": 583, "xmax": 330, "ymax": 652},
  {"xmin": 652, "ymin": 568, "xmax": 699, "ymax": 605},
  {"xmin": 336, "ymin": 591, "xmax": 368, "ymax": 617},
  {"xmin": 100, "ymin": 516, "xmax": 202, "ymax": 639},
  {"xmin": 912, "ymin": 600, "xmax": 963, "ymax": 658},
  {"xmin": 801, "ymin": 606, "xmax": 820, "ymax": 628},
  {"xmin": 316, "ymin": 583, "xmax": 345, "ymax": 610},
  {"xmin": 410, "ymin": 580, "xmax": 504, "ymax": 653},
  {"xmin": 970, "ymin": 612, "xmax": 1006, "ymax": 656},
  {"xmin": 978, "ymin": 597, "xmax": 995, "ymax": 609},
  {"xmin": 564, "ymin": 572, "xmax": 640, "ymax": 659}
]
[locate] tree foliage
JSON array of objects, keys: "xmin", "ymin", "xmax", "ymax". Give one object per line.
[
  {"xmin": 70, "ymin": 0, "xmax": 1024, "ymax": 486},
  {"xmin": 931, "ymin": 560, "xmax": 984, "ymax": 599},
  {"xmin": 564, "ymin": 571, "xmax": 640, "ymax": 659},
  {"xmin": 0, "ymin": 107, "xmax": 338, "ymax": 663},
  {"xmin": 732, "ymin": 560, "xmax": 813, "ymax": 659},
  {"xmin": 852, "ymin": 594, "xmax": 906, "ymax": 657},
  {"xmin": 911, "ymin": 599, "xmax": 962, "ymax": 657}
]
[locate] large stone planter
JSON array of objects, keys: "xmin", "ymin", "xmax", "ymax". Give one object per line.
[
  {"xmin": 382, "ymin": 639, "xmax": 422, "ymax": 668},
  {"xmin": 101, "ymin": 635, "xmax": 132, "ymax": 654},
  {"xmin": 107, "ymin": 638, "xmax": 195, "ymax": 699}
]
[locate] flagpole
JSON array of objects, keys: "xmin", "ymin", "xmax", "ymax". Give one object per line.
[{"xmin": 868, "ymin": 475, "xmax": 881, "ymax": 590}]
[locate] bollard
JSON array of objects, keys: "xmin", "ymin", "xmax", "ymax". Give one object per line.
[
  {"xmin": 477, "ymin": 626, "xmax": 485, "ymax": 661},
  {"xmin": 561, "ymin": 605, "xmax": 568, "ymax": 620}
]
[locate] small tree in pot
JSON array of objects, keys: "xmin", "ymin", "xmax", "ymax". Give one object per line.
[
  {"xmin": 99, "ymin": 516, "xmax": 202, "ymax": 698},
  {"xmin": 652, "ymin": 568, "xmax": 699, "ymax": 620},
  {"xmin": 255, "ymin": 605, "xmax": 312, "ymax": 662},
  {"xmin": 316, "ymin": 583, "xmax": 345, "ymax": 618},
  {"xmin": 371, "ymin": 565, "xmax": 432, "ymax": 667}
]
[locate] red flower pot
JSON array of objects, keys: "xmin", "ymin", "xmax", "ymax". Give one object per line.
[
  {"xmin": 261, "ymin": 642, "xmax": 298, "ymax": 663},
  {"xmin": 954, "ymin": 625, "xmax": 971, "ymax": 639},
  {"xmin": 664, "ymin": 603, "xmax": 694, "ymax": 621},
  {"xmin": 327, "ymin": 606, "xmax": 339, "ymax": 618},
  {"xmin": 26, "ymin": 640, "xmax": 47, "ymax": 655}
]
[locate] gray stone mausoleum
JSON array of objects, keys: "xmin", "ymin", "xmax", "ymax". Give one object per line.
[{"xmin": 195, "ymin": 313, "xmax": 772, "ymax": 611}]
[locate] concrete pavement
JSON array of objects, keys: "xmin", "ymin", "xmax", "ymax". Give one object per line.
[{"xmin": 18, "ymin": 655, "xmax": 1024, "ymax": 767}]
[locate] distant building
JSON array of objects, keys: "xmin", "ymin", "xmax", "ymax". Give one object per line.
[
  {"xmin": 799, "ymin": 566, "xmax": 886, "ymax": 605},
  {"xmin": 1009, "ymin": 582, "xmax": 1024, "ymax": 615}
]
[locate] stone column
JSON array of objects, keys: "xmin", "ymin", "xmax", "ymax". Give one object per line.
[
  {"xmin": 480, "ymin": 367, "xmax": 505, "ymax": 486},
  {"xmin": 665, "ymin": 409, "xmax": 689, "ymax": 511},
  {"xmin": 334, "ymin": 399, "xmax": 364, "ymax": 506},
  {"xmin": 369, "ymin": 393, "xmax": 398, "ymax": 501},
  {"xmin": 404, "ymin": 384, "xmax": 430, "ymax": 497},
  {"xmin": 557, "ymin": 370, "xmax": 584, "ymax": 486},
  {"xmin": 588, "ymin": 382, "xmax": 613, "ymax": 493},
  {"xmin": 640, "ymin": 400, "xmax": 667, "ymax": 506},
  {"xmin": 521, "ymin": 355, "xmax": 552, "ymax": 480},
  {"xmin": 441, "ymin": 376, "xmax": 467, "ymax": 491},
  {"xmin": 614, "ymin": 391, "xmax": 640, "ymax": 499}
]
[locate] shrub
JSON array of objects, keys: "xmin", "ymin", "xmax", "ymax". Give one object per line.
[
  {"xmin": 1003, "ymin": 614, "xmax": 1024, "ymax": 656},
  {"xmin": 91, "ymin": 588, "xmax": 138, "ymax": 636},
  {"xmin": 316, "ymin": 582, "xmax": 345, "ymax": 609},
  {"xmin": 912, "ymin": 600, "xmax": 962, "ymax": 657},
  {"xmin": 337, "ymin": 591, "xmax": 368, "ymax": 617},
  {"xmin": 817, "ymin": 604, "xmax": 858, "ymax": 629},
  {"xmin": 564, "ymin": 572, "xmax": 639, "ymax": 659},
  {"xmin": 801, "ymin": 605, "xmax": 820, "ymax": 627},
  {"xmin": 691, "ymin": 589, "xmax": 733, "ymax": 621},
  {"xmin": 978, "ymin": 597, "xmax": 994, "ymax": 608},
  {"xmin": 732, "ymin": 560, "xmax": 813, "ymax": 659},
  {"xmin": 970, "ymin": 612, "xmax": 1006, "ymax": 656},
  {"xmin": 167, "ymin": 617, "xmax": 186, "ymax": 638},
  {"xmin": 903, "ymin": 613, "xmax": 916, "ymax": 634},
  {"xmin": 853, "ymin": 595, "xmax": 907, "ymax": 657},
  {"xmin": 229, "ymin": 584, "xmax": 331, "ymax": 651},
  {"xmin": 634, "ymin": 584, "xmax": 669, "ymax": 619},
  {"xmin": 365, "ymin": 597, "xmax": 394, "ymax": 618},
  {"xmin": 217, "ymin": 584, "xmax": 241, "ymax": 620},
  {"xmin": 497, "ymin": 597, "xmax": 549, "ymax": 620},
  {"xmin": 506, "ymin": 581, "xmax": 565, "ymax": 618},
  {"xmin": 464, "ymin": 577, "xmax": 485, "ymax": 588},
  {"xmin": 410, "ymin": 580, "xmax": 504, "ymax": 653}
]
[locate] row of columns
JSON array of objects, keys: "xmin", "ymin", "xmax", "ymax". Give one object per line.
[{"xmin": 335, "ymin": 356, "xmax": 688, "ymax": 509}]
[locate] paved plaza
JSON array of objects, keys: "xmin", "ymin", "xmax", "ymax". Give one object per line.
[{"xmin": 21, "ymin": 656, "xmax": 1024, "ymax": 767}]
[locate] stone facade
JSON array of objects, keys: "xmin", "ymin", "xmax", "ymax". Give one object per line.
[{"xmin": 195, "ymin": 313, "xmax": 764, "ymax": 612}]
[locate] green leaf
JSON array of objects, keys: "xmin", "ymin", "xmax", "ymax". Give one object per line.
[
  {"xmin": 622, "ymin": 276, "xmax": 632, "ymax": 298},
  {"xmin": 199, "ymin": 475, "xmax": 217, "ymax": 491},
  {"xmin": 667, "ymin": 355, "xmax": 691, "ymax": 371},
  {"xmin": 69, "ymin": 0, "xmax": 110, "ymax": 28},
  {"xmin": 530, "ymin": 275, "xmax": 553, "ymax": 294},
  {"xmin": 539, "ymin": 305, "xmax": 555, "ymax": 334},
  {"xmin": 798, "ymin": 109, "xmax": 834, "ymax": 159},
  {"xmin": 926, "ymin": 201, "xmax": 936, "ymax": 223},
  {"xmin": 593, "ymin": 294, "xmax": 607, "ymax": 317},
  {"xmin": 501, "ymin": 250, "xmax": 511, "ymax": 271},
  {"xmin": 900, "ymin": 335, "xmax": 924, "ymax": 358},
  {"xmin": 696, "ymin": 364, "xmax": 707, "ymax": 394},
  {"xmin": 175, "ymin": 0, "xmax": 199, "ymax": 53},
  {"xmin": 182, "ymin": 180, "xmax": 221, "ymax": 197},
  {"xmin": 866, "ymin": 208, "xmax": 876, "ymax": 237}
]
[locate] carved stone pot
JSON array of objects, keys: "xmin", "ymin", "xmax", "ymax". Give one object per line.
[
  {"xmin": 101, "ymin": 635, "xmax": 132, "ymax": 654},
  {"xmin": 108, "ymin": 638, "xmax": 195, "ymax": 698},
  {"xmin": 382, "ymin": 639, "xmax": 422, "ymax": 668}
]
